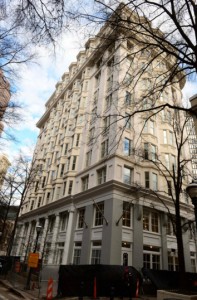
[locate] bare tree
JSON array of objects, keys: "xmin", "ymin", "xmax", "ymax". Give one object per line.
[{"xmin": 0, "ymin": 152, "xmax": 39, "ymax": 256}]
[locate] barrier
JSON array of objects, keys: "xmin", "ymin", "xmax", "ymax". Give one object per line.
[{"xmin": 46, "ymin": 277, "xmax": 53, "ymax": 300}]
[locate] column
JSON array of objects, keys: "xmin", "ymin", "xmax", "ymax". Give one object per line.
[
  {"xmin": 15, "ymin": 224, "xmax": 25, "ymax": 256},
  {"xmin": 23, "ymin": 222, "xmax": 32, "ymax": 262},
  {"xmin": 62, "ymin": 205, "xmax": 75, "ymax": 264},
  {"xmin": 133, "ymin": 204, "xmax": 143, "ymax": 271},
  {"xmin": 40, "ymin": 217, "xmax": 49, "ymax": 255},
  {"xmin": 160, "ymin": 213, "xmax": 168, "ymax": 270},
  {"xmin": 48, "ymin": 214, "xmax": 60, "ymax": 264}
]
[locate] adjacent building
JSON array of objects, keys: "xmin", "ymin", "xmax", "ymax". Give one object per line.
[{"xmin": 13, "ymin": 5, "xmax": 196, "ymax": 287}]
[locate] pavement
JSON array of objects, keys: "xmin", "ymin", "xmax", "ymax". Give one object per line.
[{"xmin": 0, "ymin": 273, "xmax": 157, "ymax": 300}]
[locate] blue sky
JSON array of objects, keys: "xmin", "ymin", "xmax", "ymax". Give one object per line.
[{"xmin": 1, "ymin": 31, "xmax": 197, "ymax": 162}]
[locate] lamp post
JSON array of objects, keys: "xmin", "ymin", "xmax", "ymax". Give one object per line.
[
  {"xmin": 25, "ymin": 225, "xmax": 42, "ymax": 290},
  {"xmin": 186, "ymin": 181, "xmax": 197, "ymax": 230}
]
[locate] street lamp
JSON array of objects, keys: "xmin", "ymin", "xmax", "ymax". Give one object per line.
[
  {"xmin": 186, "ymin": 180, "xmax": 197, "ymax": 230},
  {"xmin": 25, "ymin": 225, "xmax": 42, "ymax": 290}
]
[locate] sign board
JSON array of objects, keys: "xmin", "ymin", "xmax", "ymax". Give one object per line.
[{"xmin": 28, "ymin": 253, "xmax": 39, "ymax": 268}]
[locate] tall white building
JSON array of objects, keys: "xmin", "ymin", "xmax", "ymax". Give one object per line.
[{"xmin": 14, "ymin": 5, "xmax": 196, "ymax": 288}]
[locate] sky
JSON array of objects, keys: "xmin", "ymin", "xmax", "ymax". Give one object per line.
[{"xmin": 1, "ymin": 30, "xmax": 197, "ymax": 163}]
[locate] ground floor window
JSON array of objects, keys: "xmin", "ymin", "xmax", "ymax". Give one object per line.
[
  {"xmin": 54, "ymin": 242, "xmax": 65, "ymax": 264},
  {"xmin": 143, "ymin": 245, "xmax": 160, "ymax": 270},
  {"xmin": 168, "ymin": 251, "xmax": 179, "ymax": 271},
  {"xmin": 73, "ymin": 242, "xmax": 82, "ymax": 265},
  {"xmin": 191, "ymin": 252, "xmax": 196, "ymax": 273},
  {"xmin": 91, "ymin": 241, "xmax": 101, "ymax": 264}
]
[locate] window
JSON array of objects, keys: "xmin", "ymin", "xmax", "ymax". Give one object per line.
[
  {"xmin": 77, "ymin": 208, "xmax": 85, "ymax": 228},
  {"xmin": 125, "ymin": 91, "xmax": 132, "ymax": 105},
  {"xmin": 76, "ymin": 134, "xmax": 80, "ymax": 147},
  {"xmin": 144, "ymin": 143, "xmax": 149, "ymax": 159},
  {"xmin": 169, "ymin": 131, "xmax": 174, "ymax": 145},
  {"xmin": 143, "ymin": 209, "xmax": 159, "ymax": 233},
  {"xmin": 168, "ymin": 251, "xmax": 179, "ymax": 271},
  {"xmin": 145, "ymin": 171, "xmax": 150, "ymax": 188},
  {"xmin": 171, "ymin": 155, "xmax": 176, "ymax": 171},
  {"xmin": 151, "ymin": 145, "xmax": 157, "ymax": 161},
  {"xmin": 60, "ymin": 164, "xmax": 65, "ymax": 177},
  {"xmin": 94, "ymin": 202, "xmax": 104, "ymax": 226},
  {"xmin": 103, "ymin": 116, "xmax": 110, "ymax": 134},
  {"xmin": 73, "ymin": 242, "xmax": 82, "ymax": 265},
  {"xmin": 66, "ymin": 157, "xmax": 70, "ymax": 171},
  {"xmin": 152, "ymin": 173, "xmax": 158, "ymax": 191},
  {"xmin": 91, "ymin": 241, "xmax": 102, "ymax": 264},
  {"xmin": 97, "ymin": 167, "xmax": 107, "ymax": 184},
  {"xmin": 101, "ymin": 139, "xmax": 108, "ymax": 158},
  {"xmin": 163, "ymin": 130, "xmax": 167, "ymax": 144},
  {"xmin": 149, "ymin": 120, "xmax": 155, "ymax": 135},
  {"xmin": 30, "ymin": 200, "xmax": 34, "ymax": 210},
  {"xmin": 191, "ymin": 253, "xmax": 196, "ymax": 273},
  {"xmin": 167, "ymin": 216, "xmax": 175, "ymax": 236},
  {"xmin": 72, "ymin": 156, "xmax": 77, "ymax": 170},
  {"xmin": 60, "ymin": 213, "xmax": 67, "ymax": 231},
  {"xmin": 165, "ymin": 153, "xmax": 170, "ymax": 169},
  {"xmin": 143, "ymin": 245, "xmax": 160, "ymax": 270},
  {"xmin": 123, "ymin": 167, "xmax": 133, "ymax": 184},
  {"xmin": 42, "ymin": 176, "xmax": 46, "ymax": 188},
  {"xmin": 125, "ymin": 113, "xmax": 131, "ymax": 129},
  {"xmin": 167, "ymin": 181, "xmax": 172, "ymax": 196},
  {"xmin": 63, "ymin": 182, "xmax": 67, "ymax": 195},
  {"xmin": 122, "ymin": 202, "xmax": 131, "ymax": 227},
  {"xmin": 106, "ymin": 93, "xmax": 112, "ymax": 109},
  {"xmin": 89, "ymin": 127, "xmax": 95, "ymax": 143},
  {"xmin": 35, "ymin": 181, "xmax": 39, "ymax": 192},
  {"xmin": 37, "ymin": 197, "xmax": 42, "ymax": 208},
  {"xmin": 49, "ymin": 216, "xmax": 55, "ymax": 233},
  {"xmin": 68, "ymin": 180, "xmax": 73, "ymax": 195},
  {"xmin": 46, "ymin": 192, "xmax": 51, "ymax": 204},
  {"xmin": 82, "ymin": 175, "xmax": 89, "ymax": 191},
  {"xmin": 54, "ymin": 242, "xmax": 64, "ymax": 265},
  {"xmin": 86, "ymin": 150, "xmax": 92, "ymax": 167},
  {"xmin": 124, "ymin": 138, "xmax": 133, "ymax": 155}
]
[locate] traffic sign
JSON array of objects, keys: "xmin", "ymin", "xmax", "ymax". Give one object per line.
[{"xmin": 28, "ymin": 253, "xmax": 39, "ymax": 268}]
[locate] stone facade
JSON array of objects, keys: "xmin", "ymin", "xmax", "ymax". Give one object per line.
[{"xmin": 13, "ymin": 6, "xmax": 196, "ymax": 286}]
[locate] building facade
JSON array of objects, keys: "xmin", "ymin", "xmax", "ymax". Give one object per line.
[
  {"xmin": 0, "ymin": 70, "xmax": 11, "ymax": 136},
  {"xmin": 13, "ymin": 6, "xmax": 196, "ymax": 285}
]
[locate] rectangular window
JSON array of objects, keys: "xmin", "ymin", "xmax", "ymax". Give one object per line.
[
  {"xmin": 125, "ymin": 113, "xmax": 131, "ymax": 129},
  {"xmin": 63, "ymin": 181, "xmax": 67, "ymax": 195},
  {"xmin": 167, "ymin": 216, "xmax": 175, "ymax": 236},
  {"xmin": 91, "ymin": 241, "xmax": 102, "ymax": 264},
  {"xmin": 64, "ymin": 144, "xmax": 69, "ymax": 155},
  {"xmin": 94, "ymin": 202, "xmax": 104, "ymax": 226},
  {"xmin": 76, "ymin": 134, "xmax": 80, "ymax": 147},
  {"xmin": 145, "ymin": 171, "xmax": 150, "ymax": 188},
  {"xmin": 101, "ymin": 139, "xmax": 108, "ymax": 158},
  {"xmin": 103, "ymin": 116, "xmax": 110, "ymax": 134},
  {"xmin": 167, "ymin": 181, "xmax": 172, "ymax": 196},
  {"xmin": 66, "ymin": 157, "xmax": 70, "ymax": 171},
  {"xmin": 151, "ymin": 144, "xmax": 157, "ymax": 161},
  {"xmin": 60, "ymin": 164, "xmax": 65, "ymax": 177},
  {"xmin": 60, "ymin": 213, "xmax": 67, "ymax": 231},
  {"xmin": 30, "ymin": 200, "xmax": 34, "ymax": 210},
  {"xmin": 106, "ymin": 93, "xmax": 112, "ymax": 109},
  {"xmin": 143, "ymin": 209, "xmax": 159, "ymax": 233},
  {"xmin": 171, "ymin": 155, "xmax": 176, "ymax": 171},
  {"xmin": 49, "ymin": 216, "xmax": 55, "ymax": 233},
  {"xmin": 42, "ymin": 176, "xmax": 46, "ymax": 188},
  {"xmin": 122, "ymin": 202, "xmax": 131, "ymax": 227},
  {"xmin": 165, "ymin": 153, "xmax": 170, "ymax": 169},
  {"xmin": 125, "ymin": 91, "xmax": 132, "ymax": 105},
  {"xmin": 73, "ymin": 248, "xmax": 81, "ymax": 265},
  {"xmin": 152, "ymin": 173, "xmax": 158, "ymax": 191},
  {"xmin": 143, "ymin": 246, "xmax": 160, "ymax": 270},
  {"xmin": 82, "ymin": 175, "xmax": 89, "ymax": 191},
  {"xmin": 149, "ymin": 120, "xmax": 154, "ymax": 135},
  {"xmin": 72, "ymin": 156, "xmax": 77, "ymax": 170},
  {"xmin": 169, "ymin": 131, "xmax": 173, "ymax": 145},
  {"xmin": 97, "ymin": 167, "xmax": 107, "ymax": 185},
  {"xmin": 123, "ymin": 167, "xmax": 132, "ymax": 184},
  {"xmin": 68, "ymin": 180, "xmax": 73, "ymax": 195},
  {"xmin": 163, "ymin": 130, "xmax": 167, "ymax": 144},
  {"xmin": 37, "ymin": 197, "xmax": 42, "ymax": 208},
  {"xmin": 46, "ymin": 192, "xmax": 51, "ymax": 204},
  {"xmin": 124, "ymin": 138, "xmax": 133, "ymax": 155},
  {"xmin": 86, "ymin": 150, "xmax": 92, "ymax": 167},
  {"xmin": 89, "ymin": 127, "xmax": 95, "ymax": 143},
  {"xmin": 77, "ymin": 208, "xmax": 85, "ymax": 228},
  {"xmin": 168, "ymin": 253, "xmax": 179, "ymax": 271},
  {"xmin": 144, "ymin": 143, "xmax": 149, "ymax": 159}
]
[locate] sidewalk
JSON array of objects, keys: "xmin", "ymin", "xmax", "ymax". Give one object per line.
[{"xmin": 0, "ymin": 273, "xmax": 157, "ymax": 300}]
